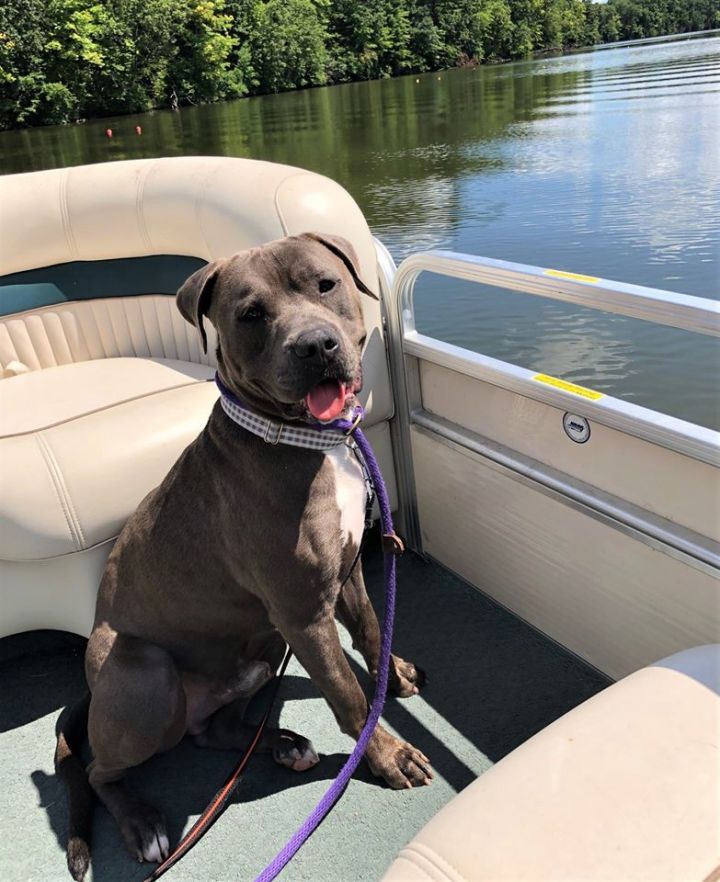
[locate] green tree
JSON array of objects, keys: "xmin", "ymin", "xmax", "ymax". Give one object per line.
[
  {"xmin": 477, "ymin": 0, "xmax": 515, "ymax": 59},
  {"xmin": 170, "ymin": 1, "xmax": 247, "ymax": 104},
  {"xmin": 324, "ymin": 0, "xmax": 414, "ymax": 81},
  {"xmin": 557, "ymin": 1, "xmax": 588, "ymax": 48},
  {"xmin": 407, "ymin": 1, "xmax": 446, "ymax": 71},
  {"xmin": 80, "ymin": 0, "xmax": 177, "ymax": 115},
  {"xmin": 0, "ymin": 0, "xmax": 109, "ymax": 126},
  {"xmin": 1, "ymin": 0, "xmax": 57, "ymax": 127},
  {"xmin": 244, "ymin": 0, "xmax": 327, "ymax": 92},
  {"xmin": 427, "ymin": 0, "xmax": 487, "ymax": 65},
  {"xmin": 597, "ymin": 3, "xmax": 622, "ymax": 41}
]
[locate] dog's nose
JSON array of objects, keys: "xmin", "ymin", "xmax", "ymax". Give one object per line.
[{"xmin": 292, "ymin": 328, "xmax": 339, "ymax": 360}]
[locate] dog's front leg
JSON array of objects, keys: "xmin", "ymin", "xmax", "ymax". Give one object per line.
[
  {"xmin": 336, "ymin": 560, "xmax": 427, "ymax": 698},
  {"xmin": 278, "ymin": 615, "xmax": 432, "ymax": 789}
]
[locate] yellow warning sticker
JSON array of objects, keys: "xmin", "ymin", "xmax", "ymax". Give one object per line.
[
  {"xmin": 544, "ymin": 269, "xmax": 600, "ymax": 284},
  {"xmin": 532, "ymin": 374, "xmax": 605, "ymax": 400}
]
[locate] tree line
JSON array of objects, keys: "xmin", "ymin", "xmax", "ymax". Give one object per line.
[{"xmin": 1, "ymin": 0, "xmax": 717, "ymax": 130}]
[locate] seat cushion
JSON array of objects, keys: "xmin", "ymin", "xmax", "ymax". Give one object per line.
[
  {"xmin": 0, "ymin": 356, "xmax": 213, "ymax": 436},
  {"xmin": 0, "ymin": 357, "xmax": 217, "ymax": 560},
  {"xmin": 382, "ymin": 645, "xmax": 720, "ymax": 882}
]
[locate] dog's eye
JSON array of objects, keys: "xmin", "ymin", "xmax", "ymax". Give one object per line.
[
  {"xmin": 239, "ymin": 305, "xmax": 265, "ymax": 322},
  {"xmin": 318, "ymin": 279, "xmax": 336, "ymax": 294}
]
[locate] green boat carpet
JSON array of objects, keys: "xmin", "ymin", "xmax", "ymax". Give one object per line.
[{"xmin": 0, "ymin": 546, "xmax": 608, "ymax": 882}]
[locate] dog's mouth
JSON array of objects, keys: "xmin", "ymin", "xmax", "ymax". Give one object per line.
[
  {"xmin": 304, "ymin": 372, "xmax": 362, "ymax": 423},
  {"xmin": 305, "ymin": 380, "xmax": 347, "ymax": 422}
]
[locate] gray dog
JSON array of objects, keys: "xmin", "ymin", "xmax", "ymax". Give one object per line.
[{"xmin": 55, "ymin": 233, "xmax": 430, "ymax": 881}]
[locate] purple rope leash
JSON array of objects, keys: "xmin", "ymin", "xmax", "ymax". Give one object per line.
[{"xmin": 254, "ymin": 426, "xmax": 397, "ymax": 882}]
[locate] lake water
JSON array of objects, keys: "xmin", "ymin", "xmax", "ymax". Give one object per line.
[{"xmin": 1, "ymin": 34, "xmax": 718, "ymax": 428}]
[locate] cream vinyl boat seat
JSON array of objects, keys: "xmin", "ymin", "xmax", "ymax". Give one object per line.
[
  {"xmin": 382, "ymin": 644, "xmax": 720, "ymax": 882},
  {"xmin": 0, "ymin": 157, "xmax": 397, "ymax": 637}
]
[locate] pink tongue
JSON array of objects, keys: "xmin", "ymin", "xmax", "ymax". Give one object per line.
[{"xmin": 306, "ymin": 380, "xmax": 347, "ymax": 421}]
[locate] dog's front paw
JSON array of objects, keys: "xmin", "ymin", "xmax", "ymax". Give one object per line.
[
  {"xmin": 388, "ymin": 655, "xmax": 427, "ymax": 698},
  {"xmin": 367, "ymin": 729, "xmax": 433, "ymax": 789}
]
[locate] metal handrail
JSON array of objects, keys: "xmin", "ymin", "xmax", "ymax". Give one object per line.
[
  {"xmin": 380, "ymin": 246, "xmax": 720, "ymax": 552},
  {"xmin": 394, "ymin": 251, "xmax": 720, "ymax": 337}
]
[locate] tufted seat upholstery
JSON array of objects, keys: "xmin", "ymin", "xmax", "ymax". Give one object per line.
[
  {"xmin": 0, "ymin": 158, "xmax": 397, "ymax": 637},
  {"xmin": 382, "ymin": 644, "xmax": 720, "ymax": 882},
  {"xmin": 0, "ymin": 292, "xmax": 213, "ymax": 375}
]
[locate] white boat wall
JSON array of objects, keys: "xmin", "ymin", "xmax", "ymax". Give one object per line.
[{"xmin": 0, "ymin": 156, "xmax": 718, "ymax": 678}]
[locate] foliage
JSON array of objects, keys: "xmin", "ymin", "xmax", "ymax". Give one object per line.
[
  {"xmin": 245, "ymin": 0, "xmax": 328, "ymax": 92},
  {"xmin": 170, "ymin": 1, "xmax": 247, "ymax": 104},
  {"xmin": 321, "ymin": 0, "xmax": 416, "ymax": 81},
  {"xmin": 1, "ymin": 0, "xmax": 717, "ymax": 129}
]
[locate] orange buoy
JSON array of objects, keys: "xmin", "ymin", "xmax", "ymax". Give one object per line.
[
  {"xmin": 135, "ymin": 125, "xmax": 142, "ymax": 135},
  {"xmin": 106, "ymin": 128, "xmax": 113, "ymax": 138}
]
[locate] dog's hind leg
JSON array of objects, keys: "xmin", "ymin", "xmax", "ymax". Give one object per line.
[
  {"xmin": 336, "ymin": 558, "xmax": 426, "ymax": 698},
  {"xmin": 86, "ymin": 632, "xmax": 186, "ymax": 864},
  {"xmin": 195, "ymin": 697, "xmax": 320, "ymax": 772}
]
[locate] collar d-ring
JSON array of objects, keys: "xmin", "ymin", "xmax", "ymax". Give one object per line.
[{"xmin": 348, "ymin": 410, "xmax": 363, "ymax": 435}]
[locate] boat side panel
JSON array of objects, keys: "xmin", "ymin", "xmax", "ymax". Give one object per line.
[
  {"xmin": 419, "ymin": 361, "xmax": 720, "ymax": 545},
  {"xmin": 411, "ymin": 427, "xmax": 719, "ymax": 679}
]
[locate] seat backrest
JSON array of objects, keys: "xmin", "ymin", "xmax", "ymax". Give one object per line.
[{"xmin": 0, "ymin": 157, "xmax": 392, "ymax": 425}]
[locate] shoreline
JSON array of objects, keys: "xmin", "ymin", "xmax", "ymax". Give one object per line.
[{"xmin": 3, "ymin": 28, "xmax": 718, "ymax": 135}]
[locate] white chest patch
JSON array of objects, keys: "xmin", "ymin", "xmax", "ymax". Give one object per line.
[{"xmin": 326, "ymin": 443, "xmax": 367, "ymax": 549}]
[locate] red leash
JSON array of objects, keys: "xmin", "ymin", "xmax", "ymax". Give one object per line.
[{"xmin": 142, "ymin": 647, "xmax": 293, "ymax": 882}]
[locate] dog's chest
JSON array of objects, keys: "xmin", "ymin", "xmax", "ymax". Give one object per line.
[{"xmin": 324, "ymin": 443, "xmax": 368, "ymax": 549}]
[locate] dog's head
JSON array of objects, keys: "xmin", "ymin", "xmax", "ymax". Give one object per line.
[{"xmin": 177, "ymin": 233, "xmax": 377, "ymax": 423}]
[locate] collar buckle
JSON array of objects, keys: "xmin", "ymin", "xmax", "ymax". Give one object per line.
[{"xmin": 263, "ymin": 420, "xmax": 283, "ymax": 445}]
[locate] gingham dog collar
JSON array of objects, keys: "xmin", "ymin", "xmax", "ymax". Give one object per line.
[{"xmin": 215, "ymin": 374, "xmax": 363, "ymax": 451}]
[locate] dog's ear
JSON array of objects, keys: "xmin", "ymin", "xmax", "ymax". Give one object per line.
[
  {"xmin": 301, "ymin": 233, "xmax": 379, "ymax": 300},
  {"xmin": 176, "ymin": 259, "xmax": 226, "ymax": 354}
]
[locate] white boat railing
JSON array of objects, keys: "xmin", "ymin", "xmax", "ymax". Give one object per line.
[
  {"xmin": 375, "ymin": 244, "xmax": 720, "ymax": 559},
  {"xmin": 394, "ymin": 251, "xmax": 720, "ymax": 337}
]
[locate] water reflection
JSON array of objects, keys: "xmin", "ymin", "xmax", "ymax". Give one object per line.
[{"xmin": 0, "ymin": 35, "xmax": 718, "ymax": 427}]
